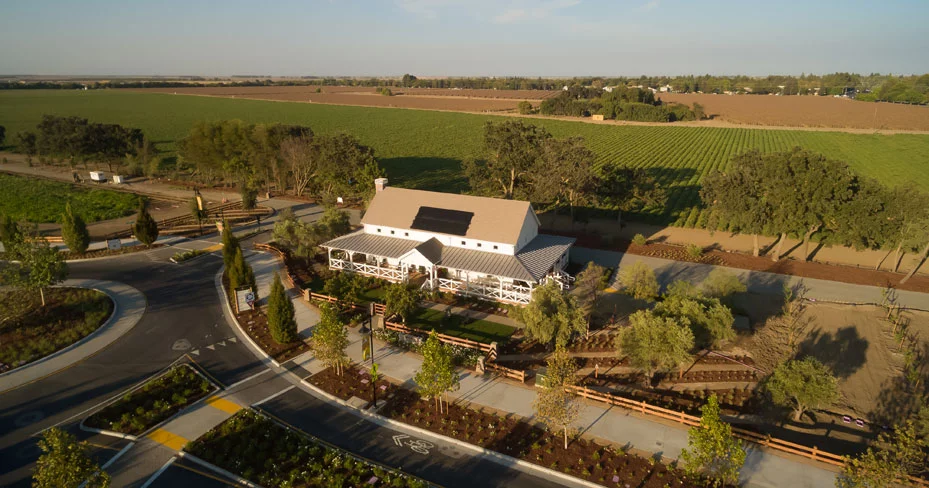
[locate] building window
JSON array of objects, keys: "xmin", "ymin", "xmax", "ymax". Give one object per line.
[
  {"xmin": 477, "ymin": 243, "xmax": 482, "ymax": 248},
  {"xmin": 390, "ymin": 230, "xmax": 395, "ymax": 235},
  {"xmin": 377, "ymin": 228, "xmax": 381, "ymax": 233},
  {"xmin": 461, "ymin": 240, "xmax": 466, "ymax": 245},
  {"xmin": 404, "ymin": 232, "xmax": 409, "ymax": 237},
  {"xmin": 493, "ymin": 245, "xmax": 498, "ymax": 250}
]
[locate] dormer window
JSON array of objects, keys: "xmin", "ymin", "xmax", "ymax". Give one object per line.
[
  {"xmin": 377, "ymin": 228, "xmax": 382, "ymax": 233},
  {"xmin": 493, "ymin": 245, "xmax": 498, "ymax": 250},
  {"xmin": 390, "ymin": 230, "xmax": 395, "ymax": 235},
  {"xmin": 461, "ymin": 240, "xmax": 466, "ymax": 245},
  {"xmin": 477, "ymin": 243, "xmax": 482, "ymax": 248}
]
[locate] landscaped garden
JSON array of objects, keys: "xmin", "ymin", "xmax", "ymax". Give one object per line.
[
  {"xmin": 84, "ymin": 364, "xmax": 215, "ymax": 435},
  {"xmin": 0, "ymin": 287, "xmax": 113, "ymax": 372},
  {"xmin": 185, "ymin": 408, "xmax": 428, "ymax": 488},
  {"xmin": 170, "ymin": 248, "xmax": 206, "ymax": 263}
]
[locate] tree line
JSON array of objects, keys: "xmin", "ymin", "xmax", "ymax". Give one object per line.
[
  {"xmin": 701, "ymin": 147, "xmax": 929, "ymax": 284},
  {"xmin": 177, "ymin": 119, "xmax": 385, "ymax": 204},
  {"xmin": 538, "ymin": 85, "xmax": 703, "ymax": 122},
  {"xmin": 463, "ymin": 120, "xmax": 665, "ymax": 223},
  {"xmin": 14, "ymin": 115, "xmax": 147, "ymax": 173}
]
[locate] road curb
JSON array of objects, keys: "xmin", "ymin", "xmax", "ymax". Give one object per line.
[
  {"xmin": 0, "ymin": 283, "xmax": 122, "ymax": 383},
  {"xmin": 78, "ymin": 423, "xmax": 139, "ymax": 441},
  {"xmin": 178, "ymin": 451, "xmax": 263, "ymax": 488}
]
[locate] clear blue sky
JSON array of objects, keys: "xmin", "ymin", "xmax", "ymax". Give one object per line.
[{"xmin": 1, "ymin": 0, "xmax": 927, "ymax": 76}]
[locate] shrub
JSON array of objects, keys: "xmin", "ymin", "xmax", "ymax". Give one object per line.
[
  {"xmin": 685, "ymin": 244, "xmax": 703, "ymax": 259},
  {"xmin": 617, "ymin": 262, "xmax": 659, "ymax": 300},
  {"xmin": 632, "ymin": 233, "xmax": 647, "ymax": 246}
]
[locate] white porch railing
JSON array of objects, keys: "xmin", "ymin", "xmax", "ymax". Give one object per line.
[
  {"xmin": 435, "ymin": 277, "xmax": 532, "ymax": 305},
  {"xmin": 546, "ymin": 269, "xmax": 574, "ymax": 290},
  {"xmin": 330, "ymin": 258, "xmax": 407, "ymax": 282}
]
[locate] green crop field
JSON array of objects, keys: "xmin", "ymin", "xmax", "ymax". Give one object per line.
[
  {"xmin": 0, "ymin": 172, "xmax": 139, "ymax": 223},
  {"xmin": 2, "ymin": 90, "xmax": 928, "ymax": 226}
]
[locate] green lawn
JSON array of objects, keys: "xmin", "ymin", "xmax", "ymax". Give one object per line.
[
  {"xmin": 407, "ymin": 307, "xmax": 517, "ymax": 344},
  {"xmin": 0, "ymin": 172, "xmax": 139, "ymax": 223},
  {"xmin": 3, "ymin": 90, "xmax": 929, "ymax": 225}
]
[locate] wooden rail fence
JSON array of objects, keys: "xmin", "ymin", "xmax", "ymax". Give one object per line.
[
  {"xmin": 383, "ymin": 321, "xmax": 496, "ymax": 354},
  {"xmin": 253, "ymin": 243, "xmax": 299, "ymax": 289},
  {"xmin": 485, "ymin": 361, "xmax": 526, "ymax": 382}
]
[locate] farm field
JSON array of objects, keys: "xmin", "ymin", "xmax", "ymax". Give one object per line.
[
  {"xmin": 659, "ymin": 92, "xmax": 929, "ymax": 131},
  {"xmin": 0, "ymin": 172, "xmax": 139, "ymax": 223},
  {"xmin": 2, "ymin": 90, "xmax": 929, "ymax": 226},
  {"xmin": 132, "ymin": 85, "xmax": 552, "ymax": 112}
]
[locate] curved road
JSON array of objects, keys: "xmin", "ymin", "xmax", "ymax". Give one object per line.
[{"xmin": 0, "ymin": 225, "xmax": 563, "ymax": 487}]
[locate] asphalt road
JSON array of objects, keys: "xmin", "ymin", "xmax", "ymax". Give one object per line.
[{"xmin": 0, "ymin": 207, "xmax": 562, "ymax": 487}]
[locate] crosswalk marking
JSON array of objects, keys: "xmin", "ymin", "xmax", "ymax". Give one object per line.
[{"xmin": 147, "ymin": 429, "xmax": 188, "ymax": 450}]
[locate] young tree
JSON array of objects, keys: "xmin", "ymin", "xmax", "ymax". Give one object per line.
[
  {"xmin": 618, "ymin": 261, "xmax": 659, "ymax": 300},
  {"xmin": 517, "ymin": 101, "xmax": 533, "ymax": 114},
  {"xmin": 310, "ymin": 303, "xmax": 349, "ymax": 375},
  {"xmin": 461, "ymin": 120, "xmax": 551, "ymax": 200},
  {"xmin": 517, "ymin": 281, "xmax": 586, "ymax": 349},
  {"xmin": 654, "ymin": 293, "xmax": 736, "ymax": 350},
  {"xmin": 0, "ymin": 213, "xmax": 22, "ymax": 249},
  {"xmin": 323, "ymin": 272, "xmax": 362, "ymax": 309},
  {"xmin": 617, "ymin": 310, "xmax": 694, "ymax": 387},
  {"xmin": 266, "ymin": 273, "xmax": 297, "ymax": 343},
  {"xmin": 132, "ymin": 198, "xmax": 158, "ymax": 247},
  {"xmin": 33, "ymin": 427, "xmax": 110, "ymax": 488},
  {"xmin": 763, "ymin": 357, "xmax": 838, "ymax": 421},
  {"xmin": 680, "ymin": 394, "xmax": 746, "ymax": 486},
  {"xmin": 60, "ymin": 202, "xmax": 90, "ymax": 255},
  {"xmin": 573, "ymin": 262, "xmax": 608, "ymax": 333},
  {"xmin": 383, "ymin": 283, "xmax": 420, "ymax": 323},
  {"xmin": 414, "ymin": 332, "xmax": 457, "ymax": 414},
  {"xmin": 239, "ymin": 182, "xmax": 258, "ymax": 210},
  {"xmin": 5, "ymin": 237, "xmax": 68, "ymax": 307},
  {"xmin": 221, "ymin": 221, "xmax": 241, "ymax": 268},
  {"xmin": 317, "ymin": 206, "xmax": 352, "ymax": 239},
  {"xmin": 701, "ymin": 269, "xmax": 746, "ymax": 302},
  {"xmin": 533, "ymin": 346, "xmax": 580, "ymax": 449},
  {"xmin": 837, "ymin": 420, "xmax": 926, "ymax": 488}
]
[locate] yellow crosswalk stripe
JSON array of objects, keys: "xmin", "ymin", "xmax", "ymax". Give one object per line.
[
  {"xmin": 147, "ymin": 428, "xmax": 188, "ymax": 450},
  {"xmin": 206, "ymin": 395, "xmax": 241, "ymax": 414},
  {"xmin": 203, "ymin": 244, "xmax": 224, "ymax": 253}
]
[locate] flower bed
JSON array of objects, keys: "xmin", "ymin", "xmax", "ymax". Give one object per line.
[
  {"xmin": 186, "ymin": 409, "xmax": 427, "ymax": 488},
  {"xmin": 310, "ymin": 365, "xmax": 707, "ymax": 487},
  {"xmin": 85, "ymin": 365, "xmax": 214, "ymax": 435}
]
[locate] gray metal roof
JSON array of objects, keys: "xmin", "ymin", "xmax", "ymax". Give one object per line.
[
  {"xmin": 321, "ymin": 230, "xmax": 419, "ymax": 259},
  {"xmin": 516, "ymin": 234, "xmax": 576, "ymax": 281},
  {"xmin": 322, "ymin": 231, "xmax": 574, "ymax": 282}
]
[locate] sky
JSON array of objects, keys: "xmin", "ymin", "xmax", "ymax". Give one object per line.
[{"xmin": 1, "ymin": 0, "xmax": 927, "ymax": 77}]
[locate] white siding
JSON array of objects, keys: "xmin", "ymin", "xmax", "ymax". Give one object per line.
[
  {"xmin": 514, "ymin": 209, "xmax": 540, "ymax": 252},
  {"xmin": 362, "ymin": 224, "xmax": 515, "ymax": 255}
]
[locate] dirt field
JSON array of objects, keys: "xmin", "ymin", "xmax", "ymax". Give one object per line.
[
  {"xmin": 659, "ymin": 93, "xmax": 929, "ymax": 131},
  {"xmin": 133, "ymin": 86, "xmax": 554, "ymax": 113},
  {"xmin": 745, "ymin": 301, "xmax": 928, "ymax": 417}
]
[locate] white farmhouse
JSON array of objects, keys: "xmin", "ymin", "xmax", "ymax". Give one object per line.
[{"xmin": 321, "ymin": 178, "xmax": 575, "ymax": 304}]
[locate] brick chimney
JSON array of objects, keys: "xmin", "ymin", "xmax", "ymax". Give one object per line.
[{"xmin": 374, "ymin": 177, "xmax": 388, "ymax": 193}]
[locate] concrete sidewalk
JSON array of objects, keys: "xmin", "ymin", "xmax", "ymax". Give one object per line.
[
  {"xmin": 573, "ymin": 246, "xmax": 929, "ymax": 311},
  {"xmin": 0, "ymin": 279, "xmax": 147, "ymax": 393},
  {"xmin": 247, "ymin": 254, "xmax": 837, "ymax": 488}
]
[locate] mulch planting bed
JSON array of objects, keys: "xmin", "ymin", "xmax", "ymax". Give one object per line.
[
  {"xmin": 0, "ymin": 287, "xmax": 113, "ymax": 371},
  {"xmin": 63, "ymin": 243, "xmax": 164, "ymax": 260},
  {"xmin": 669, "ymin": 369, "xmax": 761, "ymax": 383},
  {"xmin": 581, "ymin": 375, "xmax": 759, "ymax": 415},
  {"xmin": 568, "ymin": 334, "xmax": 616, "ymax": 353},
  {"xmin": 85, "ymin": 364, "xmax": 214, "ymax": 435},
  {"xmin": 223, "ymin": 274, "xmax": 310, "ymax": 362},
  {"xmin": 310, "ymin": 365, "xmax": 712, "ymax": 487},
  {"xmin": 305, "ymin": 364, "xmax": 394, "ymax": 405}
]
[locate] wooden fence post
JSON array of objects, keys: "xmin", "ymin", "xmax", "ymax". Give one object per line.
[{"xmin": 811, "ymin": 446, "xmax": 818, "ymax": 461}]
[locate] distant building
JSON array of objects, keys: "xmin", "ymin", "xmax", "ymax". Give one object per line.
[
  {"xmin": 321, "ymin": 179, "xmax": 575, "ymax": 304},
  {"xmin": 659, "ymin": 84, "xmax": 673, "ymax": 93}
]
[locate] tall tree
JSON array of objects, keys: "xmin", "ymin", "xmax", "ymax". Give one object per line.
[
  {"xmin": 539, "ymin": 136, "xmax": 599, "ymax": 222},
  {"xmin": 533, "ymin": 346, "xmax": 580, "ymax": 449},
  {"xmin": 266, "ymin": 273, "xmax": 297, "ymax": 343},
  {"xmin": 32, "ymin": 427, "xmax": 110, "ymax": 488},
  {"xmin": 701, "ymin": 150, "xmax": 774, "ymax": 257},
  {"xmin": 132, "ymin": 199, "xmax": 158, "ymax": 247},
  {"xmin": 310, "ymin": 303, "xmax": 350, "ymax": 376},
  {"xmin": 462, "ymin": 120, "xmax": 551, "ymax": 200},
  {"xmin": 516, "ymin": 281, "xmax": 586, "ymax": 349},
  {"xmin": 763, "ymin": 357, "xmax": 838, "ymax": 421},
  {"xmin": 414, "ymin": 332, "xmax": 457, "ymax": 414},
  {"xmin": 654, "ymin": 292, "xmax": 735, "ymax": 350},
  {"xmin": 279, "ymin": 134, "xmax": 318, "ymax": 197},
  {"xmin": 680, "ymin": 394, "xmax": 746, "ymax": 486},
  {"xmin": 617, "ymin": 310, "xmax": 694, "ymax": 387},
  {"xmin": 598, "ymin": 165, "xmax": 666, "ymax": 227},
  {"xmin": 573, "ymin": 262, "xmax": 607, "ymax": 333},
  {"xmin": 60, "ymin": 202, "xmax": 90, "ymax": 255},
  {"xmin": 221, "ymin": 221, "xmax": 240, "ymax": 270}
]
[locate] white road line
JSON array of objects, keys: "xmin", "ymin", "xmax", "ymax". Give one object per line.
[
  {"xmin": 252, "ymin": 385, "xmax": 296, "ymax": 407},
  {"xmin": 140, "ymin": 456, "xmax": 177, "ymax": 488},
  {"xmin": 226, "ymin": 368, "xmax": 271, "ymax": 390},
  {"xmin": 100, "ymin": 441, "xmax": 135, "ymax": 470}
]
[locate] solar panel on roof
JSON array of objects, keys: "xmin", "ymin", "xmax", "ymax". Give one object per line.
[{"xmin": 410, "ymin": 206, "xmax": 473, "ymax": 236}]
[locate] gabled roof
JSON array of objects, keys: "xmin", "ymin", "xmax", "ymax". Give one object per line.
[
  {"xmin": 321, "ymin": 230, "xmax": 419, "ymax": 259},
  {"xmin": 361, "ymin": 187, "xmax": 536, "ymax": 245}
]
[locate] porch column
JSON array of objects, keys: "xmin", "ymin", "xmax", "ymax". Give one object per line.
[{"xmin": 499, "ymin": 277, "xmax": 504, "ymax": 298}]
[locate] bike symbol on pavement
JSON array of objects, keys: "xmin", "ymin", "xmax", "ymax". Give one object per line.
[{"xmin": 392, "ymin": 434, "xmax": 433, "ymax": 455}]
